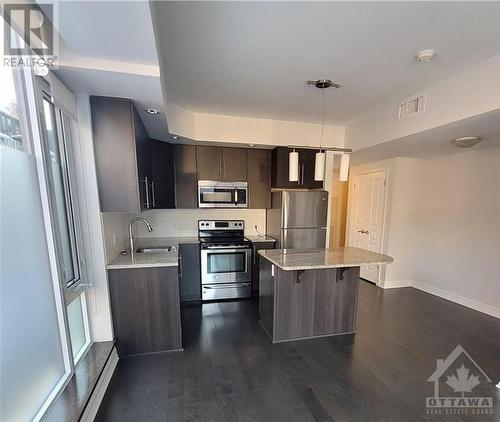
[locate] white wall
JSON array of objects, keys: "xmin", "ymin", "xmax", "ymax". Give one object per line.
[
  {"xmin": 101, "ymin": 209, "xmax": 267, "ymax": 262},
  {"xmin": 411, "ymin": 146, "xmax": 500, "ymax": 317},
  {"xmin": 74, "ymin": 94, "xmax": 114, "ymax": 342},
  {"xmin": 351, "ymin": 147, "xmax": 500, "ymax": 318},
  {"xmin": 167, "ymin": 102, "xmax": 345, "ymax": 148},
  {"xmin": 346, "ymin": 54, "xmax": 500, "ymax": 152}
]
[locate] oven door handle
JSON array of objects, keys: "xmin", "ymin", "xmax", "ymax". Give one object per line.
[
  {"xmin": 204, "ymin": 283, "xmax": 251, "ymax": 289},
  {"xmin": 204, "ymin": 245, "xmax": 250, "ymax": 250}
]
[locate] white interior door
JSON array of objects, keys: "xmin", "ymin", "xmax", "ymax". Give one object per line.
[{"xmin": 349, "ymin": 170, "xmax": 387, "ymax": 283}]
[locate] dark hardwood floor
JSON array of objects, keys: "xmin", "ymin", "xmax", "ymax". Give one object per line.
[{"xmin": 96, "ymin": 282, "xmax": 500, "ymax": 421}]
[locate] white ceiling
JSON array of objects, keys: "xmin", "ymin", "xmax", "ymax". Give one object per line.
[
  {"xmin": 53, "ymin": 0, "xmax": 169, "ymax": 140},
  {"xmin": 152, "ymin": 1, "xmax": 500, "ymax": 124},
  {"xmin": 351, "ymin": 109, "xmax": 500, "ymax": 165},
  {"xmin": 58, "ymin": 1, "xmax": 158, "ymax": 66}
]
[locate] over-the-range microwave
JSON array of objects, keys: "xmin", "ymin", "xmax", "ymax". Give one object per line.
[{"xmin": 198, "ymin": 181, "xmax": 248, "ymax": 208}]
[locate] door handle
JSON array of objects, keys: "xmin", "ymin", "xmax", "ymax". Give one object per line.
[{"xmin": 357, "ymin": 230, "xmax": 369, "ymax": 234}]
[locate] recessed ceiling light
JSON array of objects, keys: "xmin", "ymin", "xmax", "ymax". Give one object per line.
[
  {"xmin": 170, "ymin": 135, "xmax": 180, "ymax": 140},
  {"xmin": 452, "ymin": 136, "xmax": 481, "ymax": 148},
  {"xmin": 416, "ymin": 49, "xmax": 436, "ymax": 63},
  {"xmin": 145, "ymin": 108, "xmax": 159, "ymax": 115},
  {"xmin": 248, "ymin": 144, "xmax": 255, "ymax": 147}
]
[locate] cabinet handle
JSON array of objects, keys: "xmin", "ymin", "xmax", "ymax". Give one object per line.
[
  {"xmin": 144, "ymin": 177, "xmax": 150, "ymax": 208},
  {"xmin": 151, "ymin": 180, "xmax": 156, "ymax": 208},
  {"xmin": 178, "ymin": 254, "xmax": 182, "ymax": 279},
  {"xmin": 219, "ymin": 156, "xmax": 223, "ymax": 180},
  {"xmin": 300, "ymin": 165, "xmax": 305, "ymax": 186}
]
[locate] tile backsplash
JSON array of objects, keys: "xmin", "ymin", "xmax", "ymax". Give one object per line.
[{"xmin": 101, "ymin": 209, "xmax": 267, "ymax": 261}]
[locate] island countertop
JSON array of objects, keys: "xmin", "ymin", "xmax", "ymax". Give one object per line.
[{"xmin": 258, "ymin": 247, "xmax": 393, "ymax": 271}]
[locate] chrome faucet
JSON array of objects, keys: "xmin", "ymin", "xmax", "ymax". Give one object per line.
[{"xmin": 129, "ymin": 217, "xmax": 153, "ymax": 259}]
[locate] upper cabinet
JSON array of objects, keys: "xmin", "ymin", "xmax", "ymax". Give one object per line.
[
  {"xmin": 271, "ymin": 147, "xmax": 323, "ymax": 189},
  {"xmin": 222, "ymin": 147, "xmax": 247, "ymax": 181},
  {"xmin": 150, "ymin": 140, "xmax": 175, "ymax": 209},
  {"xmin": 196, "ymin": 146, "xmax": 247, "ymax": 181},
  {"xmin": 174, "ymin": 144, "xmax": 198, "ymax": 209},
  {"xmin": 90, "ymin": 96, "xmax": 151, "ymax": 212},
  {"xmin": 247, "ymin": 149, "xmax": 271, "ymax": 209}
]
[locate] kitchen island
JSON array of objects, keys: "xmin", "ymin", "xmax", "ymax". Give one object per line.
[{"xmin": 258, "ymin": 247, "xmax": 393, "ymax": 343}]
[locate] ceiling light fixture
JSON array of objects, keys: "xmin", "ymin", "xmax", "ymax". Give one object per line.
[
  {"xmin": 299, "ymin": 78, "xmax": 342, "ymax": 182},
  {"xmin": 452, "ymin": 136, "xmax": 481, "ymax": 148},
  {"xmin": 145, "ymin": 108, "xmax": 159, "ymax": 115},
  {"xmin": 248, "ymin": 144, "xmax": 255, "ymax": 147},
  {"xmin": 170, "ymin": 134, "xmax": 180, "ymax": 140},
  {"xmin": 416, "ymin": 49, "xmax": 435, "ymax": 63}
]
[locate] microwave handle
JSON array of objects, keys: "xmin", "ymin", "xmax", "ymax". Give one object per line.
[{"xmin": 234, "ymin": 189, "xmax": 238, "ymax": 205}]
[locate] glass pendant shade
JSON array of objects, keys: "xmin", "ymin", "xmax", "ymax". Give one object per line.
[
  {"xmin": 314, "ymin": 151, "xmax": 326, "ymax": 181},
  {"xmin": 289, "ymin": 150, "xmax": 299, "ymax": 182},
  {"xmin": 339, "ymin": 153, "xmax": 350, "ymax": 181}
]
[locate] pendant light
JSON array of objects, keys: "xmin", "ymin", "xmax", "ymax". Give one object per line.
[
  {"xmin": 339, "ymin": 153, "xmax": 350, "ymax": 181},
  {"xmin": 289, "ymin": 149, "xmax": 299, "ymax": 182},
  {"xmin": 314, "ymin": 87, "xmax": 326, "ymax": 181}
]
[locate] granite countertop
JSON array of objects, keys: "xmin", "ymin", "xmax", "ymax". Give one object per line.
[
  {"xmin": 258, "ymin": 247, "xmax": 393, "ymax": 271},
  {"xmin": 107, "ymin": 250, "xmax": 179, "ymax": 269},
  {"xmin": 106, "ymin": 235, "xmax": 277, "ymax": 270},
  {"xmin": 106, "ymin": 236, "xmax": 198, "ymax": 270},
  {"xmin": 245, "ymin": 235, "xmax": 277, "ymax": 243}
]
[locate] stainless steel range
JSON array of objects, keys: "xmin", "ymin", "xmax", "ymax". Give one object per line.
[{"xmin": 199, "ymin": 220, "xmax": 252, "ymax": 301}]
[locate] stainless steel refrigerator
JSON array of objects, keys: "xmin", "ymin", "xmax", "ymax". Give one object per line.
[{"xmin": 266, "ymin": 191, "xmax": 328, "ymax": 249}]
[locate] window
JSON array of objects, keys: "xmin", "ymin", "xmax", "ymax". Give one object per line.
[
  {"xmin": 0, "ymin": 66, "xmax": 25, "ymax": 150},
  {"xmin": 0, "ymin": 66, "xmax": 70, "ymax": 422},
  {"xmin": 1, "ymin": 20, "xmax": 92, "ymax": 421}
]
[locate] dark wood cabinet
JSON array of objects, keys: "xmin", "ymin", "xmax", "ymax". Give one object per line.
[
  {"xmin": 150, "ymin": 140, "xmax": 175, "ymax": 209},
  {"xmin": 174, "ymin": 144, "xmax": 198, "ymax": 208},
  {"xmin": 271, "ymin": 147, "xmax": 323, "ymax": 189},
  {"xmin": 90, "ymin": 96, "xmax": 151, "ymax": 212},
  {"xmin": 222, "ymin": 147, "xmax": 247, "ymax": 181},
  {"xmin": 108, "ymin": 267, "xmax": 182, "ymax": 356},
  {"xmin": 178, "ymin": 243, "xmax": 201, "ymax": 302},
  {"xmin": 252, "ymin": 241, "xmax": 275, "ymax": 296},
  {"xmin": 196, "ymin": 146, "xmax": 248, "ymax": 181},
  {"xmin": 299, "ymin": 148, "xmax": 323, "ymax": 189},
  {"xmin": 247, "ymin": 149, "xmax": 271, "ymax": 209},
  {"xmin": 196, "ymin": 145, "xmax": 221, "ymax": 180}
]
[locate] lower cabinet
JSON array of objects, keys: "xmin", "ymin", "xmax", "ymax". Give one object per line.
[
  {"xmin": 178, "ymin": 243, "xmax": 201, "ymax": 303},
  {"xmin": 252, "ymin": 241, "xmax": 275, "ymax": 296},
  {"xmin": 108, "ymin": 266, "xmax": 182, "ymax": 356}
]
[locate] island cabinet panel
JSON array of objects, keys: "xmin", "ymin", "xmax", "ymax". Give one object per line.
[
  {"xmin": 108, "ymin": 267, "xmax": 182, "ymax": 356},
  {"xmin": 259, "ymin": 263, "xmax": 360, "ymax": 343},
  {"xmin": 258, "ymin": 258, "xmax": 275, "ymax": 339}
]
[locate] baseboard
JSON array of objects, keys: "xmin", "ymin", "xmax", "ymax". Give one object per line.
[
  {"xmin": 81, "ymin": 347, "xmax": 119, "ymax": 422},
  {"xmin": 411, "ymin": 281, "xmax": 500, "ymax": 320},
  {"xmin": 381, "ymin": 280, "xmax": 412, "ymax": 289}
]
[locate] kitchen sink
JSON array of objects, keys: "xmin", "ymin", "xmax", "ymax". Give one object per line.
[{"xmin": 136, "ymin": 246, "xmax": 176, "ymax": 253}]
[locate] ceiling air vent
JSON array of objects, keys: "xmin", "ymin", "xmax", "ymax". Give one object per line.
[{"xmin": 398, "ymin": 92, "xmax": 426, "ymax": 119}]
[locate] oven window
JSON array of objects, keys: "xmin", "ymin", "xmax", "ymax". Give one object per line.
[
  {"xmin": 207, "ymin": 252, "xmax": 246, "ymax": 273},
  {"xmin": 200, "ymin": 188, "xmax": 234, "ymax": 204}
]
